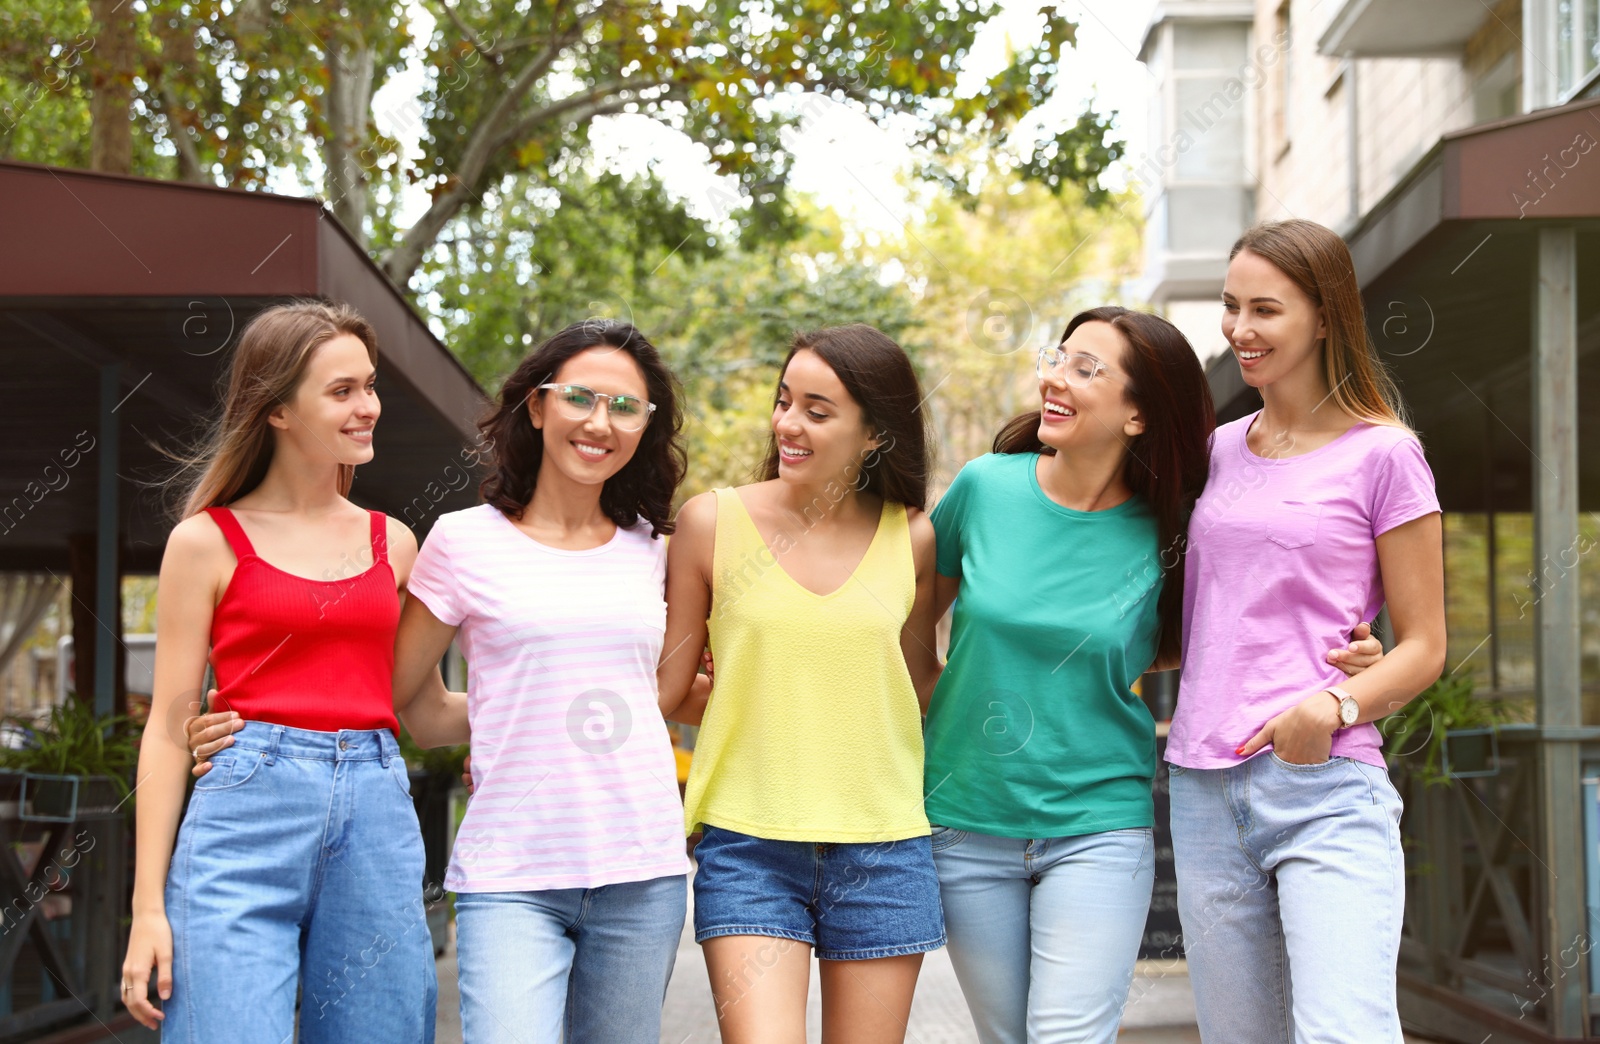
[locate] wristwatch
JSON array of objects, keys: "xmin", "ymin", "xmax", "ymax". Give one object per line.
[{"xmin": 1327, "ymin": 686, "xmax": 1359, "ymax": 730}]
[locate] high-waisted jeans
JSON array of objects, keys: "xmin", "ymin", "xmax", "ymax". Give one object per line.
[
  {"xmin": 162, "ymin": 722, "xmax": 437, "ymax": 1043},
  {"xmin": 1169, "ymin": 753, "xmax": 1405, "ymax": 1044}
]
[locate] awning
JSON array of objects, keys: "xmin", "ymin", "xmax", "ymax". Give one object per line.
[
  {"xmin": 1208, "ymin": 97, "xmax": 1600, "ymax": 514},
  {"xmin": 0, "ymin": 160, "xmax": 489, "ymax": 572}
]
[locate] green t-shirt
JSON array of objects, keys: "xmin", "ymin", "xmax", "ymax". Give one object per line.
[{"xmin": 926, "ymin": 452, "xmax": 1161, "ymax": 838}]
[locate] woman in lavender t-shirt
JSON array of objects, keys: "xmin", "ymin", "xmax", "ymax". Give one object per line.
[{"xmin": 1166, "ymin": 219, "xmax": 1446, "ymax": 1043}]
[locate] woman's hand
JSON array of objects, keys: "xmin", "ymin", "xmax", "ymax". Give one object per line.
[
  {"xmin": 184, "ymin": 691, "xmax": 240, "ymax": 778},
  {"xmin": 461, "ymin": 753, "xmax": 474, "ymax": 795},
  {"xmin": 1327, "ymin": 621, "xmax": 1382, "ymax": 676},
  {"xmin": 121, "ymin": 910, "xmax": 173, "ymax": 1028},
  {"xmin": 1236, "ymin": 691, "xmax": 1343, "ymax": 764}
]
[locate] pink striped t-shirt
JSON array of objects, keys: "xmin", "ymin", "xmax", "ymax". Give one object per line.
[{"xmin": 407, "ymin": 504, "xmax": 688, "ymax": 892}]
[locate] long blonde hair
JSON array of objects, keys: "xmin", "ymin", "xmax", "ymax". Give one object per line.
[
  {"xmin": 176, "ymin": 300, "xmax": 378, "ymax": 518},
  {"xmin": 1230, "ymin": 219, "xmax": 1409, "ymax": 429}
]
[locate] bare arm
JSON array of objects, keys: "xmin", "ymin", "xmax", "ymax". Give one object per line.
[
  {"xmin": 393, "ymin": 594, "xmax": 467, "ymax": 748},
  {"xmin": 1239, "ymin": 512, "xmax": 1446, "ymax": 761},
  {"xmin": 902, "ymin": 510, "xmax": 942, "ymax": 712},
  {"xmin": 659, "ymin": 493, "xmax": 715, "ymax": 724},
  {"xmin": 122, "ymin": 516, "xmax": 228, "ymax": 1028}
]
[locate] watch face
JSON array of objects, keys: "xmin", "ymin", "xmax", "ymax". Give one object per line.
[{"xmin": 1340, "ymin": 699, "xmax": 1359, "ymax": 726}]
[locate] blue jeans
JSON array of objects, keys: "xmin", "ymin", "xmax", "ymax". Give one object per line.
[
  {"xmin": 931, "ymin": 826, "xmax": 1155, "ymax": 1044},
  {"xmin": 1169, "ymin": 754, "xmax": 1405, "ymax": 1043},
  {"xmin": 163, "ymin": 723, "xmax": 436, "ymax": 1043},
  {"xmin": 454, "ymin": 874, "xmax": 686, "ymax": 1044}
]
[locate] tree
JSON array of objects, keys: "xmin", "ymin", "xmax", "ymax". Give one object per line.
[{"xmin": 2, "ymin": 0, "xmax": 1121, "ymax": 291}]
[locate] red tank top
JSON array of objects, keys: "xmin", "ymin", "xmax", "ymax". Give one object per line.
[{"xmin": 204, "ymin": 507, "xmax": 400, "ymax": 733}]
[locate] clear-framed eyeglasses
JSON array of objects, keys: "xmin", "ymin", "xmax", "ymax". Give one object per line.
[
  {"xmin": 1035, "ymin": 346, "xmax": 1120, "ymax": 388},
  {"xmin": 535, "ymin": 383, "xmax": 657, "ymax": 432}
]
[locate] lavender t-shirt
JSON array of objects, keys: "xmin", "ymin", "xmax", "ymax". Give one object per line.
[{"xmin": 1168, "ymin": 412, "xmax": 1440, "ymax": 769}]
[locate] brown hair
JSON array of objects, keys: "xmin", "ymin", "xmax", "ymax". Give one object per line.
[
  {"xmin": 1230, "ymin": 219, "xmax": 1409, "ymax": 428},
  {"xmin": 478, "ymin": 320, "xmax": 685, "ymax": 537},
  {"xmin": 176, "ymin": 300, "xmax": 378, "ymax": 518},
  {"xmin": 992, "ymin": 306, "xmax": 1214, "ymax": 666},
  {"xmin": 758, "ymin": 325, "xmax": 931, "ymax": 510}
]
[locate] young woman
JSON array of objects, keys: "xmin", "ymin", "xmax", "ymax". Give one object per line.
[
  {"xmin": 121, "ymin": 301, "xmax": 438, "ymax": 1040},
  {"xmin": 368, "ymin": 320, "xmax": 693, "ymax": 1044},
  {"xmin": 922, "ymin": 306, "xmax": 1386, "ymax": 1044},
  {"xmin": 1167, "ymin": 219, "xmax": 1446, "ymax": 1043},
  {"xmin": 656, "ymin": 324, "xmax": 944, "ymax": 1044},
  {"xmin": 185, "ymin": 320, "xmax": 697, "ymax": 1041}
]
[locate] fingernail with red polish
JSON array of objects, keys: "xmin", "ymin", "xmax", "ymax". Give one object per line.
[{"xmin": 1234, "ymin": 746, "xmax": 1247, "ymax": 756}]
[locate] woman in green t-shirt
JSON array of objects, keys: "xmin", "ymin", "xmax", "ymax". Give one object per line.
[{"xmin": 923, "ymin": 306, "xmax": 1380, "ymax": 1043}]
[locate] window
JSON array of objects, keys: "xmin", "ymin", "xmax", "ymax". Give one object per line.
[
  {"xmin": 1557, "ymin": 0, "xmax": 1600, "ymax": 98},
  {"xmin": 1275, "ymin": 2, "xmax": 1293, "ymax": 147}
]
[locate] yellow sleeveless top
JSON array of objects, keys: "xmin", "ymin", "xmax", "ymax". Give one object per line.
[{"xmin": 682, "ymin": 487, "xmax": 929, "ymax": 842}]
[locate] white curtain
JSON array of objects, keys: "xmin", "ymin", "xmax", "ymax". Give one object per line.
[{"xmin": 0, "ymin": 574, "xmax": 57, "ymax": 681}]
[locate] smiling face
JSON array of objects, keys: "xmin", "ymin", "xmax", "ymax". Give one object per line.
[
  {"xmin": 1221, "ymin": 248, "xmax": 1327, "ymax": 389},
  {"xmin": 528, "ymin": 344, "xmax": 650, "ymax": 486},
  {"xmin": 1035, "ymin": 320, "xmax": 1144, "ymax": 455},
  {"xmin": 267, "ymin": 332, "xmax": 379, "ymax": 467},
  {"xmin": 771, "ymin": 349, "xmax": 880, "ymax": 484}
]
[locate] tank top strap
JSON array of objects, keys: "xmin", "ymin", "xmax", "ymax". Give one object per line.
[
  {"xmin": 368, "ymin": 511, "xmax": 389, "ymax": 565},
  {"xmin": 204, "ymin": 506, "xmax": 256, "ymax": 561}
]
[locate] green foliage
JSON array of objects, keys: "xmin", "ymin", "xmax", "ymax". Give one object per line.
[
  {"xmin": 1383, "ymin": 674, "xmax": 1513, "ymax": 785},
  {"xmin": 397, "ymin": 727, "xmax": 468, "ymax": 778},
  {"xmin": 425, "ymin": 168, "xmax": 720, "ymax": 388},
  {"xmin": 0, "ymin": 701, "xmax": 139, "ymax": 796}
]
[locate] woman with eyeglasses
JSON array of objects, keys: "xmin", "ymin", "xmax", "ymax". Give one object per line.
[
  {"xmin": 393, "ymin": 320, "xmax": 693, "ymax": 1043},
  {"xmin": 1167, "ymin": 220, "xmax": 1444, "ymax": 1042},
  {"xmin": 656, "ymin": 325, "xmax": 945, "ymax": 1044},
  {"xmin": 921, "ymin": 306, "xmax": 1384, "ymax": 1044},
  {"xmin": 189, "ymin": 319, "xmax": 696, "ymax": 1044}
]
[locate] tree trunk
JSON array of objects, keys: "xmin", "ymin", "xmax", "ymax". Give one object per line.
[
  {"xmin": 325, "ymin": 36, "xmax": 375, "ymax": 247},
  {"xmin": 87, "ymin": 0, "xmax": 136, "ymax": 174}
]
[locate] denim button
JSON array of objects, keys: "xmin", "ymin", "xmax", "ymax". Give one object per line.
[{"xmin": 339, "ymin": 740, "xmax": 349, "ymax": 750}]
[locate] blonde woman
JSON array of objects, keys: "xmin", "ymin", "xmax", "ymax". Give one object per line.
[
  {"xmin": 1167, "ymin": 220, "xmax": 1446, "ymax": 1043},
  {"xmin": 120, "ymin": 302, "xmax": 437, "ymax": 1040}
]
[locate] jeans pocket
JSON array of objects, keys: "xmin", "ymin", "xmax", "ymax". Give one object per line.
[
  {"xmin": 387, "ymin": 759, "xmax": 416, "ymax": 800},
  {"xmin": 192, "ymin": 751, "xmax": 264, "ymax": 791},
  {"xmin": 1270, "ymin": 751, "xmax": 1343, "ymax": 771},
  {"xmin": 929, "ymin": 826, "xmax": 967, "ymax": 852}
]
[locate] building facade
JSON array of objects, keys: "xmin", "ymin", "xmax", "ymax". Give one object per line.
[{"xmin": 1138, "ymin": 2, "xmax": 1600, "ymax": 1040}]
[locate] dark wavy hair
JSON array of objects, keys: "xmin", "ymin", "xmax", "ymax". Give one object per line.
[
  {"xmin": 478, "ymin": 320, "xmax": 686, "ymax": 537},
  {"xmin": 758, "ymin": 324, "xmax": 932, "ymax": 510},
  {"xmin": 992, "ymin": 306, "xmax": 1215, "ymax": 665}
]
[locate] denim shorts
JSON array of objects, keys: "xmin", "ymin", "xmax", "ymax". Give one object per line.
[{"xmin": 692, "ymin": 824, "xmax": 946, "ymax": 960}]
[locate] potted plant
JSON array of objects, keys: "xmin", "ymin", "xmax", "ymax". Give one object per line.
[
  {"xmin": 398, "ymin": 729, "xmax": 467, "ymax": 956},
  {"xmin": 0, "ymin": 701, "xmax": 139, "ymax": 821},
  {"xmin": 1384, "ymin": 674, "xmax": 1511, "ymax": 785}
]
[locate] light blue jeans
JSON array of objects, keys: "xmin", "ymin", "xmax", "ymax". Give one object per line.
[
  {"xmin": 1169, "ymin": 754, "xmax": 1405, "ymax": 1043},
  {"xmin": 454, "ymin": 874, "xmax": 686, "ymax": 1044},
  {"xmin": 163, "ymin": 723, "xmax": 437, "ymax": 1043},
  {"xmin": 931, "ymin": 826, "xmax": 1155, "ymax": 1043}
]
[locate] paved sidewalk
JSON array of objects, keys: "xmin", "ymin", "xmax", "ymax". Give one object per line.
[{"xmin": 432, "ymin": 888, "xmax": 1447, "ymax": 1043}]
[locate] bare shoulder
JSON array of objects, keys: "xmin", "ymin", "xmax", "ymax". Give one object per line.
[
  {"xmin": 160, "ymin": 512, "xmax": 233, "ymax": 595},
  {"xmin": 165, "ymin": 511, "xmax": 229, "ymax": 559},
  {"xmin": 674, "ymin": 490, "xmax": 719, "ymax": 536},
  {"xmin": 385, "ymin": 514, "xmax": 420, "ymax": 582}
]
